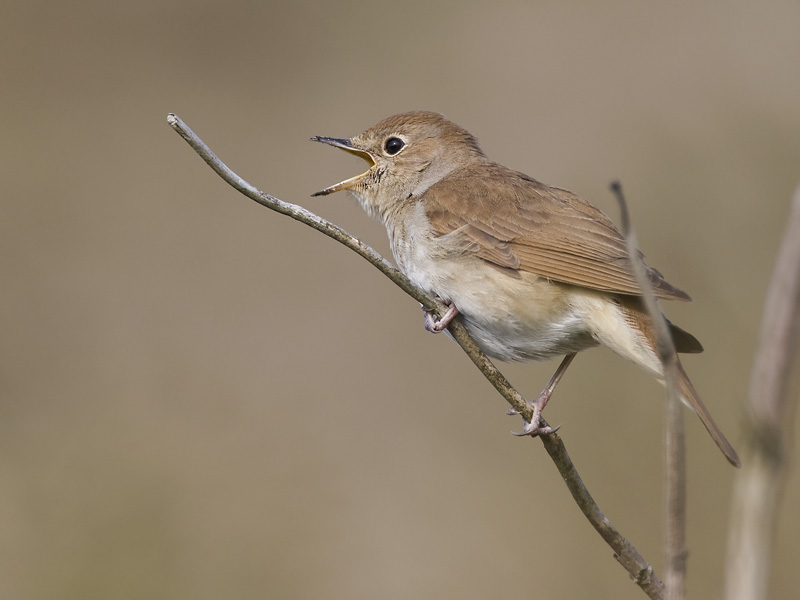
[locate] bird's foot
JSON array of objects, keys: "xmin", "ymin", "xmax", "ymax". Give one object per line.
[
  {"xmin": 512, "ymin": 420, "xmax": 561, "ymax": 437},
  {"xmin": 424, "ymin": 302, "xmax": 460, "ymax": 333},
  {"xmin": 509, "ymin": 390, "xmax": 560, "ymax": 437}
]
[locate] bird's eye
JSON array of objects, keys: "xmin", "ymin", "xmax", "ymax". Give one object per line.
[{"xmin": 384, "ymin": 137, "xmax": 404, "ymax": 155}]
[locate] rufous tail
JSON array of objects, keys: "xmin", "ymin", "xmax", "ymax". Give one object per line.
[{"xmin": 677, "ymin": 361, "xmax": 740, "ymax": 467}]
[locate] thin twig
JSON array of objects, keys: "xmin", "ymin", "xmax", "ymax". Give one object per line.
[
  {"xmin": 612, "ymin": 182, "xmax": 686, "ymax": 600},
  {"xmin": 724, "ymin": 183, "xmax": 800, "ymax": 600},
  {"xmin": 168, "ymin": 113, "xmax": 665, "ymax": 599}
]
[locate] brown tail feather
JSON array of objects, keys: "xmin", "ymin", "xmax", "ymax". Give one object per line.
[
  {"xmin": 669, "ymin": 320, "xmax": 703, "ymax": 354},
  {"xmin": 677, "ymin": 361, "xmax": 741, "ymax": 467},
  {"xmin": 615, "ymin": 296, "xmax": 739, "ymax": 466}
]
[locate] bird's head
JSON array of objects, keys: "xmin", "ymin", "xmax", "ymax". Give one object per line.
[{"xmin": 312, "ymin": 111, "xmax": 484, "ymax": 221}]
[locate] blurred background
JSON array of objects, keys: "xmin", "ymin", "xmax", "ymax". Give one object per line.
[{"xmin": 2, "ymin": 1, "xmax": 798, "ymax": 598}]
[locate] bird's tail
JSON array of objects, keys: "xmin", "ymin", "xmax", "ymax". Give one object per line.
[{"xmin": 677, "ymin": 361, "xmax": 741, "ymax": 467}]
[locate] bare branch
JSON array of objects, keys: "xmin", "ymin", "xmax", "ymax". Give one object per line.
[
  {"xmin": 612, "ymin": 182, "xmax": 686, "ymax": 600},
  {"xmin": 724, "ymin": 183, "xmax": 800, "ymax": 600},
  {"xmin": 168, "ymin": 114, "xmax": 665, "ymax": 599}
]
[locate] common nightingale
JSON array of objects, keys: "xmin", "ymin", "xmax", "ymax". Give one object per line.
[{"xmin": 311, "ymin": 111, "xmax": 739, "ymax": 467}]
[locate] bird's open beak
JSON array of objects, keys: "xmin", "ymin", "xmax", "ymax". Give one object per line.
[{"xmin": 310, "ymin": 136, "xmax": 376, "ymax": 196}]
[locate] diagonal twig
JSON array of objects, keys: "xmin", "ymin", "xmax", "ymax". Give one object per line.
[{"xmin": 167, "ymin": 113, "xmax": 666, "ymax": 599}]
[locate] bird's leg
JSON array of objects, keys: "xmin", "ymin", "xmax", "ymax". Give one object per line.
[
  {"xmin": 511, "ymin": 353, "xmax": 577, "ymax": 437},
  {"xmin": 424, "ymin": 301, "xmax": 460, "ymax": 333}
]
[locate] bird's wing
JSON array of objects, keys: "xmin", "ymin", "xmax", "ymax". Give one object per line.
[{"xmin": 424, "ymin": 163, "xmax": 691, "ymax": 301}]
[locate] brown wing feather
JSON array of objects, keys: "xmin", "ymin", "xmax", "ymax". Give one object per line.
[{"xmin": 425, "ymin": 162, "xmax": 691, "ymax": 301}]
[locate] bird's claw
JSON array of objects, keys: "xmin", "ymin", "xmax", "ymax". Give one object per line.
[
  {"xmin": 508, "ymin": 391, "xmax": 559, "ymax": 437},
  {"xmin": 423, "ymin": 302, "xmax": 460, "ymax": 333},
  {"xmin": 511, "ymin": 421, "xmax": 561, "ymax": 437},
  {"xmin": 424, "ymin": 309, "xmax": 445, "ymax": 333}
]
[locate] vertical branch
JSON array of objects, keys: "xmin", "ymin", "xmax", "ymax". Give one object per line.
[
  {"xmin": 724, "ymin": 183, "xmax": 800, "ymax": 600},
  {"xmin": 663, "ymin": 394, "xmax": 687, "ymax": 600},
  {"xmin": 612, "ymin": 182, "xmax": 686, "ymax": 600}
]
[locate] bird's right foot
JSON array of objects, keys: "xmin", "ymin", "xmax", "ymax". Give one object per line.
[{"xmin": 423, "ymin": 302, "xmax": 460, "ymax": 333}]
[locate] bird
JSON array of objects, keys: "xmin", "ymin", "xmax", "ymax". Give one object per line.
[{"xmin": 311, "ymin": 110, "xmax": 740, "ymax": 467}]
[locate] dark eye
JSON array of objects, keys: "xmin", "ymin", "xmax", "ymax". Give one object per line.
[{"xmin": 384, "ymin": 137, "xmax": 404, "ymax": 155}]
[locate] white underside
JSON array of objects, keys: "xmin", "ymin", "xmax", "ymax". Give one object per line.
[{"xmin": 385, "ymin": 201, "xmax": 664, "ymax": 374}]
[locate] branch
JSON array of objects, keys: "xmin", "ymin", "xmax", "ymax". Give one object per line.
[
  {"xmin": 724, "ymin": 183, "xmax": 800, "ymax": 600},
  {"xmin": 612, "ymin": 182, "xmax": 687, "ymax": 600},
  {"xmin": 167, "ymin": 113, "xmax": 665, "ymax": 599}
]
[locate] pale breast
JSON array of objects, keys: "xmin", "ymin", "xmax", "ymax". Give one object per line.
[{"xmin": 386, "ymin": 202, "xmax": 599, "ymax": 362}]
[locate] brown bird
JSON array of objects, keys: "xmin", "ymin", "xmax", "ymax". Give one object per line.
[{"xmin": 311, "ymin": 111, "xmax": 739, "ymax": 467}]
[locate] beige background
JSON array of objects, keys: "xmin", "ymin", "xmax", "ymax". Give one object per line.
[{"xmin": 2, "ymin": 1, "xmax": 799, "ymax": 598}]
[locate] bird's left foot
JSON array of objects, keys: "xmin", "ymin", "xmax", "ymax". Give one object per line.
[
  {"xmin": 424, "ymin": 302, "xmax": 460, "ymax": 333},
  {"xmin": 508, "ymin": 390, "xmax": 560, "ymax": 437},
  {"xmin": 508, "ymin": 353, "xmax": 575, "ymax": 437}
]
